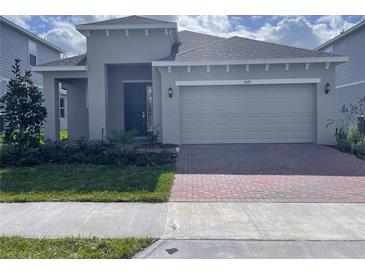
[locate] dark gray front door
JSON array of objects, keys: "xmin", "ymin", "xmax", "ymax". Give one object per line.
[{"xmin": 124, "ymin": 83, "xmax": 148, "ymax": 136}]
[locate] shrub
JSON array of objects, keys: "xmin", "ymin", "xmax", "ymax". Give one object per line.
[
  {"xmin": 16, "ymin": 147, "xmax": 41, "ymax": 166},
  {"xmin": 0, "ymin": 144, "xmax": 21, "ymax": 166},
  {"xmin": 107, "ymin": 129, "xmax": 137, "ymax": 151},
  {"xmin": 39, "ymin": 141, "xmax": 64, "ymax": 163},
  {"xmin": 333, "ymin": 96, "xmax": 365, "ymax": 159},
  {"xmin": 347, "ymin": 124, "xmax": 362, "ymax": 145},
  {"xmin": 0, "ymin": 140, "xmax": 175, "ymax": 168}
]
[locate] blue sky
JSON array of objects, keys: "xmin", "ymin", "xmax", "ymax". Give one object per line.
[{"xmin": 5, "ymin": 15, "xmax": 364, "ymax": 57}]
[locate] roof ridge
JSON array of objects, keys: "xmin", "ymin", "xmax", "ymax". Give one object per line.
[{"xmin": 177, "ymin": 35, "xmax": 229, "ymax": 56}]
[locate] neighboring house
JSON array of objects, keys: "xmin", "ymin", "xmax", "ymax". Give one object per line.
[
  {"xmin": 33, "ymin": 15, "xmax": 348, "ymax": 145},
  {"xmin": 315, "ymin": 20, "xmax": 365, "ymax": 118},
  {"xmin": 0, "ymin": 16, "xmax": 64, "ymax": 131}
]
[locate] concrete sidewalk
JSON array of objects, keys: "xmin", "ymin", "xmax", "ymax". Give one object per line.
[
  {"xmin": 135, "ymin": 239, "xmax": 365, "ymax": 259},
  {"xmin": 0, "ymin": 202, "xmax": 365, "ymax": 240},
  {"xmin": 0, "ymin": 203, "xmax": 167, "ymax": 238}
]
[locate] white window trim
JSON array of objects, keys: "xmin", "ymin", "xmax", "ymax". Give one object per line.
[
  {"xmin": 176, "ymin": 78, "xmax": 321, "ymax": 87},
  {"xmin": 28, "ymin": 40, "xmax": 38, "ymax": 67},
  {"xmin": 59, "ymin": 97, "xmax": 66, "ymax": 119}
]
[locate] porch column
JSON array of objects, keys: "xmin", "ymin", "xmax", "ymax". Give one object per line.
[
  {"xmin": 87, "ymin": 64, "xmax": 107, "ymax": 140},
  {"xmin": 43, "ymin": 75, "xmax": 60, "ymax": 141},
  {"xmin": 66, "ymin": 79, "xmax": 89, "ymax": 140}
]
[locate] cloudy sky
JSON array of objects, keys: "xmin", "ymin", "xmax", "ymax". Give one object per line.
[{"xmin": 5, "ymin": 15, "xmax": 364, "ymax": 57}]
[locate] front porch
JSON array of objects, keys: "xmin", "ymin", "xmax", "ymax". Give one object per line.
[{"xmin": 40, "ymin": 63, "xmax": 158, "ymax": 141}]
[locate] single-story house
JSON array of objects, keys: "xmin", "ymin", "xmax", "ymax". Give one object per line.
[
  {"xmin": 315, "ymin": 20, "xmax": 365, "ymax": 116},
  {"xmin": 33, "ymin": 15, "xmax": 348, "ymax": 145}
]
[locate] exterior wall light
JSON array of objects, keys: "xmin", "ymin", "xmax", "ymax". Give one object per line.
[
  {"xmin": 168, "ymin": 87, "xmax": 173, "ymax": 98},
  {"xmin": 325, "ymin": 82, "xmax": 331, "ymax": 94}
]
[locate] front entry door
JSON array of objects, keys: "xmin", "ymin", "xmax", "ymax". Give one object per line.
[{"xmin": 124, "ymin": 83, "xmax": 148, "ymax": 136}]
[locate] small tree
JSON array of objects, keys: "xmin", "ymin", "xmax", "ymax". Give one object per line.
[{"xmin": 0, "ymin": 59, "xmax": 47, "ymax": 148}]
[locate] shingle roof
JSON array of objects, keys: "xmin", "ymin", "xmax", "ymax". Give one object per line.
[
  {"xmin": 177, "ymin": 30, "xmax": 225, "ymax": 53},
  {"xmin": 78, "ymin": 15, "xmax": 173, "ymax": 27},
  {"xmin": 175, "ymin": 36, "xmax": 335, "ymax": 61},
  {"xmin": 156, "ymin": 30, "xmax": 226, "ymax": 61},
  {"xmin": 40, "ymin": 54, "xmax": 87, "ymax": 66},
  {"xmin": 35, "ymin": 26, "xmax": 342, "ymax": 68}
]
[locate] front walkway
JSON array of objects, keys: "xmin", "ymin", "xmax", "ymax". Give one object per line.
[
  {"xmin": 170, "ymin": 144, "xmax": 365, "ymax": 202},
  {"xmin": 1, "ymin": 202, "xmax": 365, "ymax": 240}
]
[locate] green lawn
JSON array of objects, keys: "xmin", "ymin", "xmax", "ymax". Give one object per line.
[
  {"xmin": 0, "ymin": 164, "xmax": 175, "ymax": 202},
  {"xmin": 0, "ymin": 236, "xmax": 154, "ymax": 259}
]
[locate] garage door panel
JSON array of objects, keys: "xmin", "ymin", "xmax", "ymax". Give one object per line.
[{"xmin": 181, "ymin": 84, "xmax": 315, "ymax": 144}]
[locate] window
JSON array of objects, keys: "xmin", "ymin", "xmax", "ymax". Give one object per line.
[
  {"xmin": 59, "ymin": 97, "xmax": 65, "ymax": 118},
  {"xmin": 28, "ymin": 40, "xmax": 37, "ymax": 66},
  {"xmin": 146, "ymin": 85, "xmax": 153, "ymax": 131}
]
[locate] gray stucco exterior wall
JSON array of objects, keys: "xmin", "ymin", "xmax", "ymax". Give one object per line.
[
  {"xmin": 152, "ymin": 67, "xmax": 163, "ymax": 140},
  {"xmin": 66, "ymin": 79, "xmax": 89, "ymax": 139},
  {"xmin": 86, "ymin": 28, "xmax": 175, "ymax": 139},
  {"xmin": 40, "ymin": 71, "xmax": 87, "ymax": 140},
  {"xmin": 157, "ymin": 63, "xmax": 336, "ymax": 145}
]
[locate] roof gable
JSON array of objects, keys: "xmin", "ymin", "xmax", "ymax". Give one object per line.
[
  {"xmin": 76, "ymin": 15, "xmax": 177, "ymax": 30},
  {"xmin": 79, "ymin": 16, "xmax": 173, "ymax": 26}
]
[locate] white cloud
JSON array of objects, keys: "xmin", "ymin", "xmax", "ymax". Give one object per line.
[
  {"xmin": 176, "ymin": 15, "xmax": 231, "ymax": 37},
  {"xmin": 40, "ymin": 16, "xmax": 123, "ymax": 56},
  {"xmin": 7, "ymin": 15, "xmax": 361, "ymax": 57},
  {"xmin": 4, "ymin": 15, "xmax": 31, "ymax": 29},
  {"xmin": 248, "ymin": 17, "xmax": 321, "ymax": 48},
  {"xmin": 69, "ymin": 15, "xmax": 122, "ymax": 25},
  {"xmin": 173, "ymin": 15, "xmax": 360, "ymax": 49},
  {"xmin": 313, "ymin": 16, "xmax": 356, "ymax": 44},
  {"xmin": 40, "ymin": 18, "xmax": 86, "ymax": 57}
]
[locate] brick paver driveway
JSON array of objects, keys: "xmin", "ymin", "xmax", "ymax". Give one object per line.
[{"xmin": 170, "ymin": 144, "xmax": 365, "ymax": 202}]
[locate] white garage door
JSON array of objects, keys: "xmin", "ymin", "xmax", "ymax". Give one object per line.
[{"xmin": 181, "ymin": 84, "xmax": 315, "ymax": 144}]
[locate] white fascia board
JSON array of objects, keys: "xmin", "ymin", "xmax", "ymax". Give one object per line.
[
  {"xmin": 31, "ymin": 65, "xmax": 87, "ymax": 72},
  {"xmin": 152, "ymin": 56, "xmax": 348, "ymax": 67},
  {"xmin": 176, "ymin": 78, "xmax": 321, "ymax": 86},
  {"xmin": 76, "ymin": 23, "xmax": 177, "ymax": 31}
]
